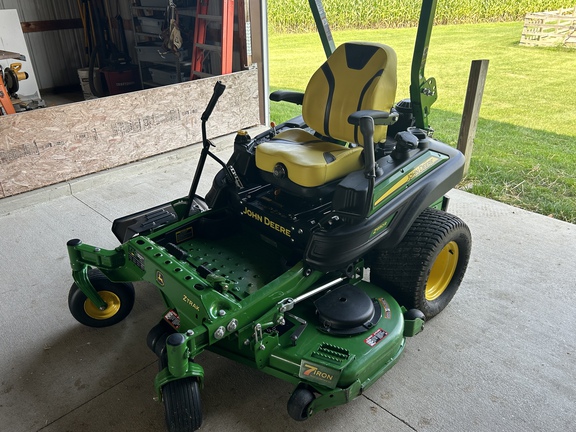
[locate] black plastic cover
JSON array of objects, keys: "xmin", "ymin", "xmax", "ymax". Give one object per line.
[
  {"xmin": 315, "ymin": 284, "xmax": 375, "ymax": 330},
  {"xmin": 306, "ymin": 138, "xmax": 465, "ymax": 272}
]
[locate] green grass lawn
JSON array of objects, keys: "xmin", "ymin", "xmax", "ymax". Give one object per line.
[{"xmin": 268, "ymin": 22, "xmax": 576, "ymax": 223}]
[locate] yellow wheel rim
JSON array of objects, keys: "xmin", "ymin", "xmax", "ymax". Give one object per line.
[
  {"xmin": 84, "ymin": 291, "xmax": 121, "ymax": 320},
  {"xmin": 426, "ymin": 241, "xmax": 459, "ymax": 301}
]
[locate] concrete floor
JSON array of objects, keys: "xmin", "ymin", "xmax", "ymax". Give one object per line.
[
  {"xmin": 1, "ymin": 133, "xmax": 575, "ymax": 432},
  {"xmin": 41, "ymin": 89, "xmax": 85, "ymax": 107}
]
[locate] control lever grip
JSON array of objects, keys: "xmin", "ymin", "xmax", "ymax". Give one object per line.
[{"xmin": 201, "ymin": 81, "xmax": 226, "ymax": 122}]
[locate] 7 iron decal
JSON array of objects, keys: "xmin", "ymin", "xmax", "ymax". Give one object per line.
[{"xmin": 298, "ymin": 361, "xmax": 341, "ymax": 389}]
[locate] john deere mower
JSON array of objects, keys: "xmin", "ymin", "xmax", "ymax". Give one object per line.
[{"xmin": 66, "ymin": 0, "xmax": 471, "ymax": 430}]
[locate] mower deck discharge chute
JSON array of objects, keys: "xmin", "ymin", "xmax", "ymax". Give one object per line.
[{"xmin": 65, "ymin": 1, "xmax": 471, "ymax": 430}]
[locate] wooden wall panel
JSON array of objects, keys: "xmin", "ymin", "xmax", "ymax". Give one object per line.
[{"xmin": 0, "ymin": 69, "xmax": 260, "ymax": 198}]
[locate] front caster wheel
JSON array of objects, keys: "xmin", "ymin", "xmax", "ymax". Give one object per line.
[
  {"xmin": 287, "ymin": 384, "xmax": 315, "ymax": 421},
  {"xmin": 147, "ymin": 320, "xmax": 175, "ymax": 358},
  {"xmin": 368, "ymin": 208, "xmax": 471, "ymax": 320},
  {"xmin": 68, "ymin": 268, "xmax": 135, "ymax": 327},
  {"xmin": 163, "ymin": 378, "xmax": 203, "ymax": 432}
]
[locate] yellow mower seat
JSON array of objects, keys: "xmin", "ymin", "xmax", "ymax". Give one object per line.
[
  {"xmin": 256, "ymin": 41, "xmax": 397, "ymax": 189},
  {"xmin": 255, "ymin": 129, "xmax": 364, "ymax": 188}
]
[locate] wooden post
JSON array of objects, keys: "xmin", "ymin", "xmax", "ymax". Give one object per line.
[{"xmin": 457, "ymin": 59, "xmax": 489, "ymax": 177}]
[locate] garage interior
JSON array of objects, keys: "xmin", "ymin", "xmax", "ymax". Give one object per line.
[{"xmin": 0, "ymin": 0, "xmax": 267, "ymax": 199}]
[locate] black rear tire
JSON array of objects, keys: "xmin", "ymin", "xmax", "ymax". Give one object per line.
[
  {"xmin": 367, "ymin": 208, "xmax": 471, "ymax": 319},
  {"xmin": 163, "ymin": 377, "xmax": 203, "ymax": 432}
]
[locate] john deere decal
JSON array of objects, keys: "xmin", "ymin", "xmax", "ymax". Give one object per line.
[{"xmin": 156, "ymin": 270, "xmax": 165, "ymax": 286}]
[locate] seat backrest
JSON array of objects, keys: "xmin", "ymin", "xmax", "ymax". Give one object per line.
[{"xmin": 302, "ymin": 42, "xmax": 397, "ymax": 146}]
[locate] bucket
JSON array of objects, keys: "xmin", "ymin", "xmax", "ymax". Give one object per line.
[
  {"xmin": 77, "ymin": 68, "xmax": 99, "ymax": 100},
  {"xmin": 101, "ymin": 67, "xmax": 141, "ymax": 95}
]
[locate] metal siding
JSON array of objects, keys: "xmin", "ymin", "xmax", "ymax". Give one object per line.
[
  {"xmin": 1, "ymin": 0, "xmax": 129, "ymax": 89},
  {"xmin": 25, "ymin": 33, "xmax": 53, "ymax": 89},
  {"xmin": 1, "ymin": 1, "xmax": 22, "ymax": 15},
  {"xmin": 17, "ymin": 0, "xmax": 38, "ymax": 20}
]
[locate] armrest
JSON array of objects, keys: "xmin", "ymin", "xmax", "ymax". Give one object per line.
[
  {"xmin": 347, "ymin": 110, "xmax": 399, "ymax": 126},
  {"xmin": 347, "ymin": 110, "xmax": 398, "ymax": 180},
  {"xmin": 270, "ymin": 90, "xmax": 305, "ymax": 105}
]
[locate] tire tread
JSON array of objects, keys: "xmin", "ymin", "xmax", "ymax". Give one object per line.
[{"xmin": 367, "ymin": 208, "xmax": 471, "ymax": 319}]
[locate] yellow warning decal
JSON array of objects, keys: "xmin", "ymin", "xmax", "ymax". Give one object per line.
[{"xmin": 374, "ymin": 156, "xmax": 438, "ymax": 207}]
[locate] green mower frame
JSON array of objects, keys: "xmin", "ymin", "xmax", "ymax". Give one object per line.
[{"xmin": 66, "ymin": 1, "xmax": 471, "ymax": 431}]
